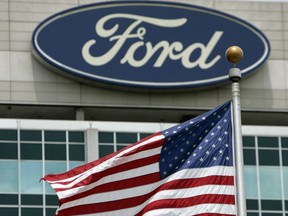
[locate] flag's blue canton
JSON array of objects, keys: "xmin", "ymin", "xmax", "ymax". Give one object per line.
[{"xmin": 159, "ymin": 101, "xmax": 233, "ymax": 179}]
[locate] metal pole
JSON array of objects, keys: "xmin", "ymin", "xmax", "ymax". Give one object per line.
[{"xmin": 226, "ymin": 46, "xmax": 247, "ymax": 216}]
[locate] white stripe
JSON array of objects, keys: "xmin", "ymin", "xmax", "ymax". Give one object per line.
[
  {"xmin": 57, "ymin": 163, "xmax": 159, "ymax": 199},
  {"xmin": 58, "ymin": 166, "xmax": 234, "ymax": 213},
  {"xmin": 48, "ymin": 134, "xmax": 164, "ymax": 184},
  {"xmin": 51, "ymin": 145, "xmax": 162, "ymax": 189},
  {"xmin": 142, "ymin": 204, "xmax": 236, "ymax": 216}
]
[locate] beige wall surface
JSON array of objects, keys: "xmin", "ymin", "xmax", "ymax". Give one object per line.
[{"xmin": 0, "ymin": 0, "xmax": 288, "ymax": 112}]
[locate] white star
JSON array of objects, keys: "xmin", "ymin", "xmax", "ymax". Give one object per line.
[
  {"xmin": 187, "ymin": 160, "xmax": 191, "ymax": 164},
  {"xmin": 211, "ymin": 132, "xmax": 215, "ymax": 136},
  {"xmin": 180, "ymin": 148, "xmax": 184, "ymax": 152},
  {"xmin": 205, "ymin": 139, "xmax": 209, "ymax": 143},
  {"xmin": 163, "ymin": 171, "xmax": 167, "ymax": 175},
  {"xmin": 224, "ymin": 119, "xmax": 227, "ymax": 123},
  {"xmin": 200, "ymin": 157, "xmax": 204, "ymax": 162},
  {"xmin": 169, "ymin": 163, "xmax": 173, "ymax": 167},
  {"xmin": 190, "ymin": 121, "xmax": 194, "ymax": 124},
  {"xmin": 177, "ymin": 126, "xmax": 181, "ymax": 129},
  {"xmin": 162, "ymin": 158, "xmax": 165, "ymax": 162},
  {"xmin": 186, "ymin": 141, "xmax": 190, "ymax": 145},
  {"xmin": 219, "ymin": 150, "xmax": 223, "ymax": 154},
  {"xmin": 185, "ymin": 127, "xmax": 189, "ymax": 131},
  {"xmin": 206, "ymin": 151, "xmax": 210, "ymax": 155},
  {"xmin": 174, "ymin": 156, "xmax": 178, "ymax": 160},
  {"xmin": 193, "ymin": 153, "xmax": 197, "ymax": 156},
  {"xmin": 202, "ymin": 117, "xmax": 206, "ymax": 120},
  {"xmin": 217, "ymin": 125, "xmax": 221, "ymax": 129},
  {"xmin": 212, "ymin": 144, "xmax": 216, "ymax": 148},
  {"xmin": 165, "ymin": 131, "xmax": 169, "ymax": 134},
  {"xmin": 211, "ymin": 122, "xmax": 215, "ymax": 126},
  {"xmin": 187, "ymin": 151, "xmax": 191, "ymax": 155},
  {"xmin": 225, "ymin": 144, "xmax": 229, "ymax": 147},
  {"xmin": 199, "ymin": 137, "xmax": 202, "ymax": 140},
  {"xmin": 226, "ymin": 156, "xmax": 230, "ymax": 160},
  {"xmin": 224, "ymin": 131, "xmax": 228, "ymax": 135},
  {"xmin": 173, "ymin": 130, "xmax": 177, "ymax": 134},
  {"xmin": 213, "ymin": 157, "xmax": 217, "ymax": 160},
  {"xmin": 198, "ymin": 146, "xmax": 203, "ymax": 150},
  {"xmin": 217, "ymin": 115, "xmax": 221, "ymax": 119},
  {"xmin": 218, "ymin": 137, "xmax": 222, "ymax": 141}
]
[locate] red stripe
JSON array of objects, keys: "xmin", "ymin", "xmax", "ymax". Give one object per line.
[
  {"xmin": 55, "ymin": 154, "xmax": 160, "ymax": 192},
  {"xmin": 56, "ymin": 175, "xmax": 234, "ymax": 215},
  {"xmin": 43, "ymin": 132, "xmax": 164, "ymax": 182}
]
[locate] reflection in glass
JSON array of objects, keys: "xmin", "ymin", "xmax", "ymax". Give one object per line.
[
  {"xmin": 244, "ymin": 166, "xmax": 258, "ymax": 199},
  {"xmin": 21, "ymin": 161, "xmax": 42, "ymax": 194},
  {"xmin": 259, "ymin": 166, "xmax": 282, "ymax": 199},
  {"xmin": 283, "ymin": 167, "xmax": 288, "ymax": 199},
  {"xmin": 0, "ymin": 161, "xmax": 18, "ymax": 192},
  {"xmin": 45, "ymin": 162, "xmax": 67, "ymax": 194}
]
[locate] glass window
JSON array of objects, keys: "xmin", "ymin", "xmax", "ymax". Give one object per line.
[
  {"xmin": 246, "ymin": 199, "xmax": 258, "ymax": 210},
  {"xmin": 244, "ymin": 166, "xmax": 258, "ymax": 199},
  {"xmin": 116, "ymin": 132, "xmax": 137, "ymax": 144},
  {"xmin": 46, "ymin": 208, "xmax": 57, "ymax": 216},
  {"xmin": 69, "ymin": 161, "xmax": 84, "ymax": 170},
  {"xmin": 282, "ymin": 150, "xmax": 288, "ymax": 166},
  {"xmin": 99, "ymin": 132, "xmax": 113, "ymax": 143},
  {"xmin": 0, "ymin": 142, "xmax": 17, "ymax": 159},
  {"xmin": 45, "ymin": 144, "xmax": 66, "ymax": 160},
  {"xmin": 0, "ymin": 130, "xmax": 17, "ymax": 140},
  {"xmin": 21, "ymin": 208, "xmax": 43, "ymax": 216},
  {"xmin": 116, "ymin": 144, "xmax": 129, "ymax": 151},
  {"xmin": 99, "ymin": 145, "xmax": 114, "ymax": 158},
  {"xmin": 0, "ymin": 208, "xmax": 18, "ymax": 216},
  {"xmin": 21, "ymin": 161, "xmax": 42, "ymax": 194},
  {"xmin": 46, "ymin": 195, "xmax": 58, "ymax": 206},
  {"xmin": 282, "ymin": 137, "xmax": 288, "ymax": 148},
  {"xmin": 140, "ymin": 133, "xmax": 153, "ymax": 140},
  {"xmin": 45, "ymin": 162, "xmax": 67, "ymax": 194},
  {"xmin": 45, "ymin": 131, "xmax": 66, "ymax": 142},
  {"xmin": 69, "ymin": 131, "xmax": 84, "ymax": 142},
  {"xmin": 283, "ymin": 167, "xmax": 288, "ymax": 199},
  {"xmin": 21, "ymin": 143, "xmax": 42, "ymax": 160},
  {"xmin": 244, "ymin": 149, "xmax": 256, "ymax": 165},
  {"xmin": 0, "ymin": 161, "xmax": 18, "ymax": 192},
  {"xmin": 243, "ymin": 136, "xmax": 255, "ymax": 147},
  {"xmin": 0, "ymin": 194, "xmax": 18, "ymax": 205},
  {"xmin": 258, "ymin": 137, "xmax": 278, "ymax": 148},
  {"xmin": 259, "ymin": 150, "xmax": 279, "ymax": 166},
  {"xmin": 262, "ymin": 214, "xmax": 282, "ymax": 216},
  {"xmin": 20, "ymin": 130, "xmax": 41, "ymax": 141},
  {"xmin": 69, "ymin": 145, "xmax": 85, "ymax": 161},
  {"xmin": 261, "ymin": 199, "xmax": 282, "ymax": 210},
  {"xmin": 21, "ymin": 194, "xmax": 43, "ymax": 205},
  {"xmin": 247, "ymin": 213, "xmax": 259, "ymax": 216},
  {"xmin": 259, "ymin": 166, "xmax": 282, "ymax": 199}
]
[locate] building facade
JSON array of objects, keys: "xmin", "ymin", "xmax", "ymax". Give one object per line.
[{"xmin": 0, "ymin": 0, "xmax": 288, "ymax": 215}]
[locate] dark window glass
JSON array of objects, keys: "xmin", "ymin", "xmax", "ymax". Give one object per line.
[
  {"xmin": 140, "ymin": 133, "xmax": 153, "ymax": 140},
  {"xmin": 0, "ymin": 194, "xmax": 18, "ymax": 205},
  {"xmin": 21, "ymin": 143, "xmax": 42, "ymax": 160},
  {"xmin": 21, "ymin": 194, "xmax": 43, "ymax": 205},
  {"xmin": 20, "ymin": 130, "xmax": 41, "ymax": 141},
  {"xmin": 285, "ymin": 200, "xmax": 288, "ymax": 210},
  {"xmin": 258, "ymin": 137, "xmax": 278, "ymax": 148},
  {"xmin": 0, "ymin": 143, "xmax": 17, "ymax": 159},
  {"xmin": 282, "ymin": 150, "xmax": 288, "ymax": 166},
  {"xmin": 69, "ymin": 131, "xmax": 84, "ymax": 142},
  {"xmin": 46, "ymin": 195, "xmax": 58, "ymax": 206},
  {"xmin": 116, "ymin": 132, "xmax": 137, "ymax": 144},
  {"xmin": 45, "ymin": 131, "xmax": 65, "ymax": 142},
  {"xmin": 244, "ymin": 149, "xmax": 256, "ymax": 165},
  {"xmin": 261, "ymin": 199, "xmax": 282, "ymax": 210},
  {"xmin": 262, "ymin": 214, "xmax": 282, "ymax": 216},
  {"xmin": 281, "ymin": 137, "xmax": 288, "ymax": 148},
  {"xmin": 0, "ymin": 130, "xmax": 17, "ymax": 141},
  {"xmin": 69, "ymin": 145, "xmax": 85, "ymax": 161},
  {"xmin": 117, "ymin": 145, "xmax": 128, "ymax": 151},
  {"xmin": 243, "ymin": 136, "xmax": 255, "ymax": 147},
  {"xmin": 46, "ymin": 208, "xmax": 57, "ymax": 216},
  {"xmin": 246, "ymin": 199, "xmax": 258, "ymax": 210},
  {"xmin": 259, "ymin": 149, "xmax": 279, "ymax": 165},
  {"xmin": 45, "ymin": 144, "xmax": 66, "ymax": 160},
  {"xmin": 0, "ymin": 207, "xmax": 18, "ymax": 216},
  {"xmin": 99, "ymin": 132, "xmax": 113, "ymax": 143},
  {"xmin": 21, "ymin": 208, "xmax": 43, "ymax": 216},
  {"xmin": 99, "ymin": 145, "xmax": 114, "ymax": 158},
  {"xmin": 247, "ymin": 213, "xmax": 259, "ymax": 216}
]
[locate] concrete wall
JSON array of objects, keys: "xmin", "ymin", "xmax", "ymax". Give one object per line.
[{"xmin": 0, "ymin": 0, "xmax": 288, "ymax": 112}]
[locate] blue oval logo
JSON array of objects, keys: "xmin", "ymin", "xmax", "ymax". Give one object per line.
[{"xmin": 32, "ymin": 1, "xmax": 270, "ymax": 89}]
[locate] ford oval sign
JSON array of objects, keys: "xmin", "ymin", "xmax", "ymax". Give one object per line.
[{"xmin": 32, "ymin": 1, "xmax": 270, "ymax": 89}]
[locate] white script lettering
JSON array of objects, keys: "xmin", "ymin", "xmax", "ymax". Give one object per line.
[{"xmin": 82, "ymin": 13, "xmax": 223, "ymax": 69}]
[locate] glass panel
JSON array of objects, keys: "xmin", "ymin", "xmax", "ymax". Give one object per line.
[
  {"xmin": 45, "ymin": 131, "xmax": 66, "ymax": 142},
  {"xmin": 46, "ymin": 195, "xmax": 59, "ymax": 206},
  {"xmin": 259, "ymin": 150, "xmax": 279, "ymax": 166},
  {"xmin": 0, "ymin": 208, "xmax": 18, "ymax": 216},
  {"xmin": 69, "ymin": 131, "xmax": 84, "ymax": 142},
  {"xmin": 244, "ymin": 149, "xmax": 256, "ymax": 165},
  {"xmin": 283, "ymin": 167, "xmax": 288, "ymax": 199},
  {"xmin": 243, "ymin": 136, "xmax": 255, "ymax": 147},
  {"xmin": 45, "ymin": 144, "xmax": 66, "ymax": 160},
  {"xmin": 262, "ymin": 214, "xmax": 282, "ymax": 216},
  {"xmin": 99, "ymin": 145, "xmax": 114, "ymax": 158},
  {"xmin": 116, "ymin": 132, "xmax": 137, "ymax": 144},
  {"xmin": 21, "ymin": 208, "xmax": 43, "ymax": 216},
  {"xmin": 0, "ymin": 130, "xmax": 17, "ymax": 140},
  {"xmin": 69, "ymin": 145, "xmax": 85, "ymax": 161},
  {"xmin": 69, "ymin": 161, "xmax": 85, "ymax": 170},
  {"xmin": 0, "ymin": 161, "xmax": 18, "ymax": 192},
  {"xmin": 99, "ymin": 132, "xmax": 113, "ymax": 143},
  {"xmin": 247, "ymin": 213, "xmax": 259, "ymax": 216},
  {"xmin": 259, "ymin": 166, "xmax": 282, "ymax": 199},
  {"xmin": 45, "ymin": 162, "xmax": 67, "ymax": 193},
  {"xmin": 246, "ymin": 199, "xmax": 258, "ymax": 210},
  {"xmin": 258, "ymin": 137, "xmax": 278, "ymax": 148},
  {"xmin": 0, "ymin": 142, "xmax": 17, "ymax": 159},
  {"xmin": 21, "ymin": 143, "xmax": 42, "ymax": 160},
  {"xmin": 282, "ymin": 150, "xmax": 288, "ymax": 166},
  {"xmin": 140, "ymin": 133, "xmax": 153, "ymax": 140},
  {"xmin": 282, "ymin": 137, "xmax": 288, "ymax": 148},
  {"xmin": 117, "ymin": 144, "xmax": 129, "ymax": 151},
  {"xmin": 0, "ymin": 194, "xmax": 18, "ymax": 205},
  {"xmin": 21, "ymin": 161, "xmax": 42, "ymax": 194},
  {"xmin": 46, "ymin": 208, "xmax": 57, "ymax": 216},
  {"xmin": 20, "ymin": 130, "xmax": 41, "ymax": 141},
  {"xmin": 21, "ymin": 194, "xmax": 43, "ymax": 205},
  {"xmin": 261, "ymin": 199, "xmax": 282, "ymax": 210},
  {"xmin": 244, "ymin": 166, "xmax": 258, "ymax": 199}
]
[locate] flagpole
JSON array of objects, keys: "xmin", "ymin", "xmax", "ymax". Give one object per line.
[{"xmin": 226, "ymin": 46, "xmax": 247, "ymax": 216}]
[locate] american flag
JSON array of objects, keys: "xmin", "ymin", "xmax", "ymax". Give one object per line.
[{"xmin": 43, "ymin": 101, "xmax": 236, "ymax": 216}]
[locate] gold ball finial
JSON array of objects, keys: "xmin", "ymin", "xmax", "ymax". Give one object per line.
[{"xmin": 225, "ymin": 46, "xmax": 243, "ymax": 65}]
